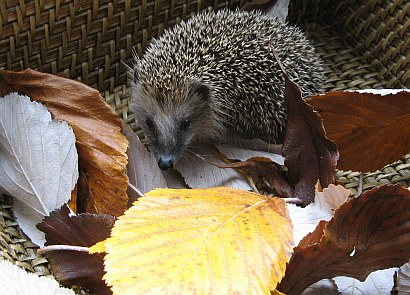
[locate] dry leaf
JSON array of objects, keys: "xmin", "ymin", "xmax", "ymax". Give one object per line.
[
  {"xmin": 0, "ymin": 69, "xmax": 128, "ymax": 216},
  {"xmin": 287, "ymin": 191, "xmax": 332, "ymax": 245},
  {"xmin": 217, "ymin": 143, "xmax": 284, "ymax": 165},
  {"xmin": 207, "ymin": 156, "xmax": 293, "ymax": 197},
  {"xmin": 37, "ymin": 205, "xmax": 115, "ymax": 295},
  {"xmin": 0, "ymin": 259, "xmax": 74, "ymax": 295},
  {"xmin": 278, "ymin": 184, "xmax": 410, "ymax": 295},
  {"xmin": 272, "ymin": 50, "xmax": 339, "ymax": 204},
  {"xmin": 173, "ymin": 142, "xmax": 283, "ymax": 190},
  {"xmin": 174, "ymin": 143, "xmax": 283, "ymax": 190},
  {"xmin": 175, "ymin": 146, "xmax": 253, "ymax": 190},
  {"xmin": 161, "ymin": 169, "xmax": 188, "ymax": 188},
  {"xmin": 90, "ymin": 187, "xmax": 294, "ymax": 294},
  {"xmin": 121, "ymin": 121, "xmax": 166, "ymax": 205},
  {"xmin": 334, "ymin": 268, "xmax": 397, "ymax": 295},
  {"xmin": 306, "ymin": 90, "xmax": 410, "ymax": 172},
  {"xmin": 318, "ymin": 184, "xmax": 350, "ymax": 212},
  {"xmin": 398, "ymin": 259, "xmax": 410, "ymax": 294},
  {"xmin": 0, "ymin": 93, "xmax": 78, "ymax": 246},
  {"xmin": 301, "ymin": 279, "xmax": 339, "ymax": 295}
]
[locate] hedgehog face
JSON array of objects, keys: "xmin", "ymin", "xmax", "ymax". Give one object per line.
[{"xmin": 131, "ymin": 81, "xmax": 218, "ymax": 170}]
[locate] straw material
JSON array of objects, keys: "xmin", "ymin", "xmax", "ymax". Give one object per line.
[
  {"xmin": 0, "ymin": 0, "xmax": 409, "ymax": 278},
  {"xmin": 0, "ymin": 0, "xmax": 242, "ymax": 93},
  {"xmin": 337, "ymin": 154, "xmax": 410, "ymax": 195},
  {"xmin": 0, "ymin": 195, "xmax": 51, "ymax": 276},
  {"xmin": 288, "ymin": 0, "xmax": 409, "ymax": 90}
]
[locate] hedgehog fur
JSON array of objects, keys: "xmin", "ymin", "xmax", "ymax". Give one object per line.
[{"xmin": 130, "ymin": 9, "xmax": 325, "ymax": 170}]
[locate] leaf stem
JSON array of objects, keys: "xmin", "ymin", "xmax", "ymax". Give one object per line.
[
  {"xmin": 38, "ymin": 245, "xmax": 90, "ymax": 254},
  {"xmin": 127, "ymin": 182, "xmax": 145, "ymax": 198},
  {"xmin": 283, "ymin": 198, "xmax": 304, "ymax": 205}
]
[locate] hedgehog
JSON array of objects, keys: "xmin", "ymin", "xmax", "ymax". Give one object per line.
[{"xmin": 130, "ymin": 9, "xmax": 325, "ymax": 170}]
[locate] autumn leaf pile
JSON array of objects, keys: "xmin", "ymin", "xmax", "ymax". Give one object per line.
[{"xmin": 0, "ymin": 65, "xmax": 410, "ymax": 295}]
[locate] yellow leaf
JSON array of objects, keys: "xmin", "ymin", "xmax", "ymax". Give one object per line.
[
  {"xmin": 90, "ymin": 240, "xmax": 106, "ymax": 254},
  {"xmin": 95, "ymin": 187, "xmax": 294, "ymax": 294}
]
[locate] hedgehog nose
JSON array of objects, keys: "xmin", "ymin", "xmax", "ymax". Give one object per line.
[{"xmin": 158, "ymin": 156, "xmax": 174, "ymax": 170}]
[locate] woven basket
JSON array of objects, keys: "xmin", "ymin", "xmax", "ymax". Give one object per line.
[{"xmin": 0, "ymin": 0, "xmax": 409, "ymax": 282}]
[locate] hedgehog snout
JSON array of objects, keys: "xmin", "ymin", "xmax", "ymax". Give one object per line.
[{"xmin": 157, "ymin": 155, "xmax": 175, "ymax": 170}]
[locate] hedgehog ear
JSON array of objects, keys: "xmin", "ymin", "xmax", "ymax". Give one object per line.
[{"xmin": 189, "ymin": 82, "xmax": 210, "ymax": 101}]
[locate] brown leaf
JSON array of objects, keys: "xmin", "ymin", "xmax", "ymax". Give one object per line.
[
  {"xmin": 37, "ymin": 205, "xmax": 115, "ymax": 295},
  {"xmin": 271, "ymin": 50, "xmax": 339, "ymax": 204},
  {"xmin": 0, "ymin": 69, "xmax": 129, "ymax": 215},
  {"xmin": 277, "ymin": 184, "xmax": 410, "ymax": 295},
  {"xmin": 306, "ymin": 91, "xmax": 410, "ymax": 172}
]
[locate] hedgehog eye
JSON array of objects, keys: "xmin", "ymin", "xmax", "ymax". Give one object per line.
[
  {"xmin": 145, "ymin": 118, "xmax": 154, "ymax": 130},
  {"xmin": 180, "ymin": 119, "xmax": 190, "ymax": 131}
]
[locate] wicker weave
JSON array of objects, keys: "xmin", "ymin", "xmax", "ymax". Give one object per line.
[
  {"xmin": 0, "ymin": 195, "xmax": 51, "ymax": 276},
  {"xmin": 288, "ymin": 0, "xmax": 409, "ymax": 90},
  {"xmin": 0, "ymin": 0, "xmax": 409, "ymax": 279},
  {"xmin": 0, "ymin": 0, "xmax": 243, "ymax": 92}
]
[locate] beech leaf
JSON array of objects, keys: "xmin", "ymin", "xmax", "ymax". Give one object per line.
[
  {"xmin": 306, "ymin": 90, "xmax": 410, "ymax": 172},
  {"xmin": 398, "ymin": 259, "xmax": 410, "ymax": 294},
  {"xmin": 120, "ymin": 121, "xmax": 166, "ymax": 205},
  {"xmin": 175, "ymin": 144, "xmax": 283, "ymax": 190},
  {"xmin": 0, "ymin": 259, "xmax": 74, "ymax": 295},
  {"xmin": 0, "ymin": 69, "xmax": 128, "ymax": 216},
  {"xmin": 207, "ymin": 156, "xmax": 293, "ymax": 198},
  {"xmin": 37, "ymin": 205, "xmax": 115, "ymax": 295},
  {"xmin": 90, "ymin": 187, "xmax": 294, "ymax": 294},
  {"xmin": 175, "ymin": 146, "xmax": 253, "ymax": 190},
  {"xmin": 272, "ymin": 50, "xmax": 339, "ymax": 204},
  {"xmin": 0, "ymin": 93, "xmax": 78, "ymax": 246},
  {"xmin": 301, "ymin": 279, "xmax": 339, "ymax": 295},
  {"xmin": 334, "ymin": 268, "xmax": 397, "ymax": 294},
  {"xmin": 287, "ymin": 189, "xmax": 333, "ymax": 246},
  {"xmin": 216, "ymin": 143, "xmax": 284, "ymax": 165},
  {"xmin": 318, "ymin": 184, "xmax": 350, "ymax": 212},
  {"xmin": 277, "ymin": 184, "xmax": 410, "ymax": 295}
]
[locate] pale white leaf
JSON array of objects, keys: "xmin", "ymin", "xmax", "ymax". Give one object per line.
[
  {"xmin": 0, "ymin": 259, "xmax": 74, "ymax": 295},
  {"xmin": 287, "ymin": 191, "xmax": 332, "ymax": 245},
  {"xmin": 334, "ymin": 268, "xmax": 397, "ymax": 295},
  {"xmin": 217, "ymin": 142, "xmax": 284, "ymax": 165},
  {"xmin": 301, "ymin": 279, "xmax": 340, "ymax": 295},
  {"xmin": 121, "ymin": 121, "xmax": 166, "ymax": 204},
  {"xmin": 317, "ymin": 184, "xmax": 351, "ymax": 212},
  {"xmin": 161, "ymin": 169, "xmax": 188, "ymax": 189},
  {"xmin": 0, "ymin": 93, "xmax": 78, "ymax": 245},
  {"xmin": 175, "ymin": 141, "xmax": 283, "ymax": 190},
  {"xmin": 175, "ymin": 146, "xmax": 252, "ymax": 190},
  {"xmin": 13, "ymin": 199, "xmax": 46, "ymax": 246},
  {"xmin": 398, "ymin": 259, "xmax": 410, "ymax": 294},
  {"xmin": 355, "ymin": 89, "xmax": 409, "ymax": 95},
  {"xmin": 267, "ymin": 0, "xmax": 290, "ymax": 21}
]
